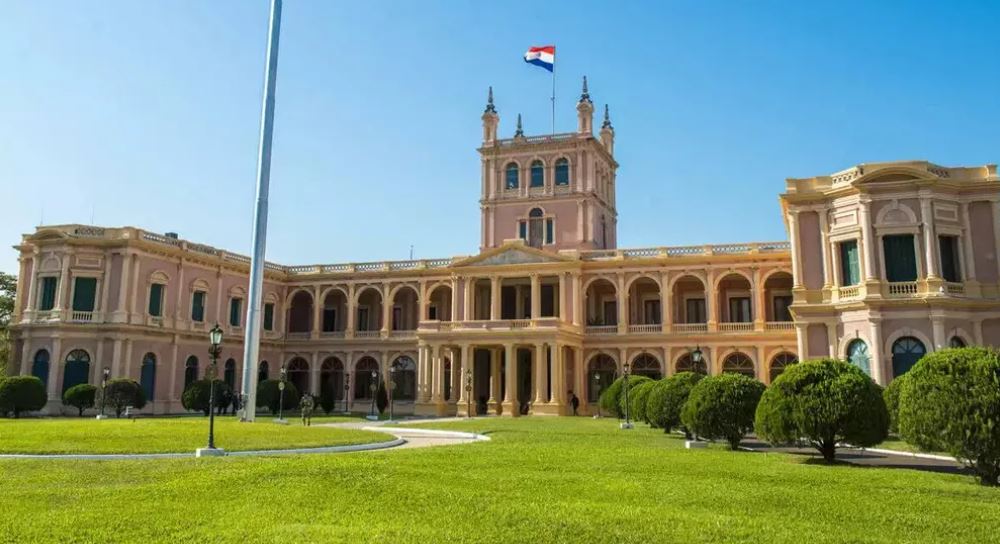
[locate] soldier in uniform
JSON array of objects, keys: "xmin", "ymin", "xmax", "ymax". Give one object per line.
[{"xmin": 300, "ymin": 393, "xmax": 315, "ymax": 426}]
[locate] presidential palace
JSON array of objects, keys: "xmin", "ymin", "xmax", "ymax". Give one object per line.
[{"xmin": 8, "ymin": 81, "xmax": 1000, "ymax": 416}]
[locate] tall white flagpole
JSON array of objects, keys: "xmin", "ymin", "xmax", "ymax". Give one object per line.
[
  {"xmin": 550, "ymin": 51, "xmax": 556, "ymax": 135},
  {"xmin": 240, "ymin": 0, "xmax": 283, "ymax": 422}
]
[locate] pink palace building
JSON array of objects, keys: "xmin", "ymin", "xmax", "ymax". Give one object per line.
[{"xmin": 7, "ymin": 81, "xmax": 1000, "ymax": 416}]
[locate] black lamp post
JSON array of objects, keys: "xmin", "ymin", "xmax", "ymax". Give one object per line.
[
  {"xmin": 620, "ymin": 361, "xmax": 633, "ymax": 429},
  {"xmin": 343, "ymin": 373, "xmax": 351, "ymax": 414},
  {"xmin": 206, "ymin": 324, "xmax": 223, "ymax": 450},
  {"xmin": 277, "ymin": 365, "xmax": 287, "ymax": 422},
  {"xmin": 691, "ymin": 345, "xmax": 704, "ymax": 373},
  {"xmin": 369, "ymin": 369, "xmax": 379, "ymax": 419},
  {"xmin": 594, "ymin": 373, "xmax": 602, "ymax": 418},
  {"xmin": 98, "ymin": 367, "xmax": 110, "ymax": 419},
  {"xmin": 464, "ymin": 368, "xmax": 473, "ymax": 418},
  {"xmin": 388, "ymin": 365, "xmax": 396, "ymax": 422}
]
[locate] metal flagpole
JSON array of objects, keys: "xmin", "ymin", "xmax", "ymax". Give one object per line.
[
  {"xmin": 551, "ymin": 66, "xmax": 555, "ymax": 135},
  {"xmin": 240, "ymin": 0, "xmax": 283, "ymax": 423}
]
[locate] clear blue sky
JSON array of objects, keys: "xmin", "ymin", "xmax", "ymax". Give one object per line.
[{"xmin": 2, "ymin": 0, "xmax": 998, "ymax": 274}]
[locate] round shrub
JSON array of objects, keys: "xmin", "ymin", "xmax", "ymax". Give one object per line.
[
  {"xmin": 681, "ymin": 373, "xmax": 765, "ymax": 449},
  {"xmin": 319, "ymin": 385, "xmax": 337, "ymax": 414},
  {"xmin": 0, "ymin": 376, "xmax": 47, "ymax": 417},
  {"xmin": 256, "ymin": 379, "xmax": 300, "ymax": 414},
  {"xmin": 598, "ymin": 375, "xmax": 652, "ymax": 418},
  {"xmin": 646, "ymin": 372, "xmax": 704, "ymax": 435},
  {"xmin": 182, "ymin": 379, "xmax": 233, "ymax": 415},
  {"xmin": 899, "ymin": 347, "xmax": 1000, "ymax": 486},
  {"xmin": 62, "ymin": 383, "xmax": 97, "ymax": 416},
  {"xmin": 755, "ymin": 358, "xmax": 888, "ymax": 463},
  {"xmin": 883, "ymin": 373, "xmax": 908, "ymax": 434},
  {"xmin": 100, "ymin": 378, "xmax": 147, "ymax": 418},
  {"xmin": 629, "ymin": 379, "xmax": 658, "ymax": 424}
]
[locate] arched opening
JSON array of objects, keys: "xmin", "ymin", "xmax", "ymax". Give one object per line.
[
  {"xmin": 62, "ymin": 349, "xmax": 91, "ymax": 394},
  {"xmin": 320, "ymin": 357, "xmax": 344, "ymax": 404},
  {"xmin": 224, "ymin": 358, "xmax": 236, "ymax": 389},
  {"xmin": 426, "ymin": 284, "xmax": 453, "ymax": 321},
  {"xmin": 258, "ymin": 360, "xmax": 269, "ymax": 383},
  {"xmin": 769, "ymin": 352, "xmax": 798, "ymax": 383},
  {"xmin": 764, "ymin": 272, "xmax": 794, "ymax": 322},
  {"xmin": 286, "ymin": 357, "xmax": 310, "ymax": 394},
  {"xmin": 555, "ymin": 158, "xmax": 569, "ymax": 186},
  {"xmin": 717, "ymin": 273, "xmax": 753, "ymax": 326},
  {"xmin": 140, "ymin": 353, "xmax": 156, "ymax": 401},
  {"xmin": 631, "ymin": 353, "xmax": 662, "ymax": 379},
  {"xmin": 321, "ymin": 289, "xmax": 348, "ymax": 333},
  {"xmin": 585, "ymin": 278, "xmax": 618, "ymax": 327},
  {"xmin": 672, "ymin": 275, "xmax": 707, "ymax": 327},
  {"xmin": 354, "ymin": 357, "xmax": 379, "ymax": 400},
  {"xmin": 390, "ymin": 356, "xmax": 416, "ymax": 401},
  {"xmin": 627, "ymin": 277, "xmax": 661, "ymax": 328},
  {"xmin": 31, "ymin": 349, "xmax": 50, "ymax": 388},
  {"xmin": 949, "ymin": 336, "xmax": 967, "ymax": 348},
  {"xmin": 722, "ymin": 352, "xmax": 755, "ymax": 378},
  {"xmin": 527, "ymin": 207, "xmax": 544, "ymax": 249},
  {"xmin": 287, "ymin": 290, "xmax": 313, "ymax": 333},
  {"xmin": 390, "ymin": 286, "xmax": 419, "ymax": 331},
  {"xmin": 184, "ymin": 356, "xmax": 199, "ymax": 390},
  {"xmin": 891, "ymin": 336, "xmax": 926, "ymax": 377},
  {"xmin": 355, "ymin": 287, "xmax": 383, "ymax": 332},
  {"xmin": 530, "ymin": 159, "xmax": 544, "ymax": 188},
  {"xmin": 505, "ymin": 162, "xmax": 519, "ymax": 190},
  {"xmin": 471, "ymin": 278, "xmax": 493, "ymax": 320},
  {"xmin": 847, "ymin": 340, "xmax": 870, "ymax": 376},
  {"xmin": 676, "ymin": 353, "xmax": 707, "ymax": 375},
  {"xmin": 587, "ymin": 354, "xmax": 617, "ymax": 403}
]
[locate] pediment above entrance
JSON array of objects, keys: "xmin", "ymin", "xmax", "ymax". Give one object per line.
[{"xmin": 451, "ymin": 242, "xmax": 572, "ymax": 268}]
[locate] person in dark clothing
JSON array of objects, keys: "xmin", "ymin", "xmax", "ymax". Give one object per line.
[{"xmin": 570, "ymin": 391, "xmax": 580, "ymax": 416}]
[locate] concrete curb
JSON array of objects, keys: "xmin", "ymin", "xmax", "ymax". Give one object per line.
[
  {"xmin": 848, "ymin": 447, "xmax": 959, "ymax": 463},
  {"xmin": 363, "ymin": 426, "xmax": 491, "ymax": 441}
]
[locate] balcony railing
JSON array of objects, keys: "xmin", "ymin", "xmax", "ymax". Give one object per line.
[
  {"xmin": 286, "ymin": 332, "xmax": 310, "ymax": 340},
  {"xmin": 417, "ymin": 320, "xmax": 455, "ymax": 332},
  {"xmin": 718, "ymin": 322, "xmax": 754, "ymax": 333},
  {"xmin": 838, "ymin": 285, "xmax": 861, "ymax": 300},
  {"xmin": 32, "ymin": 310, "xmax": 59, "ymax": 322},
  {"xmin": 320, "ymin": 331, "xmax": 346, "ymax": 339},
  {"xmin": 944, "ymin": 282, "xmax": 965, "ymax": 296},
  {"xmin": 585, "ymin": 325, "xmax": 618, "ymax": 335},
  {"xmin": 390, "ymin": 330, "xmax": 417, "ymax": 339},
  {"xmin": 627, "ymin": 324, "xmax": 661, "ymax": 334},
  {"xmin": 355, "ymin": 330, "xmax": 381, "ymax": 338},
  {"xmin": 672, "ymin": 323, "xmax": 708, "ymax": 334},
  {"xmin": 70, "ymin": 311, "xmax": 94, "ymax": 323},
  {"xmin": 765, "ymin": 321, "xmax": 795, "ymax": 331},
  {"xmin": 886, "ymin": 281, "xmax": 919, "ymax": 297}
]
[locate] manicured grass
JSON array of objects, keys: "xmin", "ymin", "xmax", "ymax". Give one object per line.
[
  {"xmin": 1, "ymin": 417, "xmax": 998, "ymax": 543},
  {"xmin": 0, "ymin": 417, "xmax": 387, "ymax": 454}
]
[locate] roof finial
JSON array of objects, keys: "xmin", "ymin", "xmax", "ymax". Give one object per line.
[
  {"xmin": 602, "ymin": 104, "xmax": 613, "ymax": 129},
  {"xmin": 484, "ymin": 86, "xmax": 496, "ymax": 114},
  {"xmin": 579, "ymin": 75, "xmax": 592, "ymax": 104},
  {"xmin": 514, "ymin": 113, "xmax": 524, "ymax": 137}
]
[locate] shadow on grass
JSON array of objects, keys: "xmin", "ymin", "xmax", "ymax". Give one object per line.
[{"xmin": 742, "ymin": 438, "xmax": 970, "ymax": 477}]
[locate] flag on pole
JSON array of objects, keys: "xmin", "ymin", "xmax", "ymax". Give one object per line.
[{"xmin": 524, "ymin": 46, "xmax": 555, "ymax": 72}]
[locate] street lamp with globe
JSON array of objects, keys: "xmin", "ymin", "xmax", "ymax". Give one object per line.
[
  {"xmin": 343, "ymin": 373, "xmax": 351, "ymax": 414},
  {"xmin": 196, "ymin": 324, "xmax": 226, "ymax": 457},
  {"xmin": 594, "ymin": 373, "xmax": 602, "ymax": 418},
  {"xmin": 276, "ymin": 364, "xmax": 288, "ymax": 423},
  {"xmin": 620, "ymin": 361, "xmax": 633, "ymax": 430},
  {"xmin": 464, "ymin": 368, "xmax": 473, "ymax": 418},
  {"xmin": 388, "ymin": 365, "xmax": 397, "ymax": 422},
  {"xmin": 96, "ymin": 367, "xmax": 111, "ymax": 420},
  {"xmin": 367, "ymin": 369, "xmax": 379, "ymax": 420}
]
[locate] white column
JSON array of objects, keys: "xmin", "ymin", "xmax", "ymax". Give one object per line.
[
  {"xmin": 818, "ymin": 209, "xmax": 833, "ymax": 287},
  {"xmin": 504, "ymin": 343, "xmax": 517, "ymax": 414},
  {"xmin": 991, "ymin": 200, "xmax": 1000, "ymax": 281},
  {"xmin": 489, "ymin": 348, "xmax": 500, "ymax": 403},
  {"xmin": 960, "ymin": 202, "xmax": 976, "ymax": 280},
  {"xmin": 869, "ymin": 319, "xmax": 885, "ymax": 385},
  {"xmin": 490, "ymin": 276, "xmax": 500, "ymax": 320},
  {"xmin": 931, "ymin": 317, "xmax": 946, "ymax": 351},
  {"xmin": 572, "ymin": 274, "xmax": 583, "ymax": 326},
  {"xmin": 753, "ymin": 268, "xmax": 764, "ymax": 330},
  {"xmin": 530, "ymin": 275, "xmax": 541, "ymax": 319},
  {"xmin": 795, "ymin": 323, "xmax": 808, "ymax": 361},
  {"xmin": 458, "ymin": 345, "xmax": 472, "ymax": 407},
  {"xmin": 552, "ymin": 344, "xmax": 564, "ymax": 407},
  {"xmin": 787, "ymin": 211, "xmax": 803, "ymax": 288},
  {"xmin": 55, "ymin": 251, "xmax": 71, "ymax": 311},
  {"xmin": 574, "ymin": 347, "xmax": 585, "ymax": 403},
  {"xmin": 920, "ymin": 198, "xmax": 939, "ymax": 278},
  {"xmin": 616, "ymin": 272, "xmax": 626, "ymax": 332},
  {"xmin": 115, "ymin": 252, "xmax": 131, "ymax": 318},
  {"xmin": 859, "ymin": 200, "xmax": 878, "ymax": 281},
  {"xmin": 25, "ymin": 252, "xmax": 40, "ymax": 316},
  {"xmin": 533, "ymin": 343, "xmax": 546, "ymax": 404},
  {"xmin": 346, "ymin": 284, "xmax": 356, "ymax": 337},
  {"xmin": 450, "ymin": 277, "xmax": 460, "ymax": 321},
  {"xmin": 47, "ymin": 338, "xmax": 61, "ymax": 400},
  {"xmin": 826, "ymin": 322, "xmax": 838, "ymax": 358},
  {"xmin": 100, "ymin": 254, "xmax": 114, "ymax": 319},
  {"xmin": 558, "ymin": 274, "xmax": 566, "ymax": 320},
  {"xmin": 660, "ymin": 272, "xmax": 671, "ymax": 333}
]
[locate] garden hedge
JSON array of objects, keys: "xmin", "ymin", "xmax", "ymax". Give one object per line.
[
  {"xmin": 0, "ymin": 376, "xmax": 47, "ymax": 418},
  {"xmin": 101, "ymin": 378, "xmax": 147, "ymax": 417},
  {"xmin": 646, "ymin": 372, "xmax": 704, "ymax": 435},
  {"xmin": 62, "ymin": 383, "xmax": 97, "ymax": 416},
  {"xmin": 629, "ymin": 379, "xmax": 659, "ymax": 424},
  {"xmin": 883, "ymin": 372, "xmax": 908, "ymax": 434},
  {"xmin": 182, "ymin": 379, "xmax": 233, "ymax": 415},
  {"xmin": 256, "ymin": 379, "xmax": 300, "ymax": 414},
  {"xmin": 681, "ymin": 373, "xmax": 765, "ymax": 449},
  {"xmin": 598, "ymin": 375, "xmax": 652, "ymax": 417}
]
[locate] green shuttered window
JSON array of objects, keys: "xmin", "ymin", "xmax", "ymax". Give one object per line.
[
  {"xmin": 882, "ymin": 235, "xmax": 917, "ymax": 282},
  {"xmin": 71, "ymin": 277, "xmax": 97, "ymax": 312},
  {"xmin": 191, "ymin": 291, "xmax": 206, "ymax": 322},
  {"xmin": 263, "ymin": 303, "xmax": 274, "ymax": 331},
  {"xmin": 839, "ymin": 240, "xmax": 860, "ymax": 286},
  {"xmin": 938, "ymin": 236, "xmax": 961, "ymax": 283},
  {"xmin": 39, "ymin": 277, "xmax": 58, "ymax": 311},
  {"xmin": 148, "ymin": 283, "xmax": 164, "ymax": 317},
  {"xmin": 229, "ymin": 298, "xmax": 242, "ymax": 327}
]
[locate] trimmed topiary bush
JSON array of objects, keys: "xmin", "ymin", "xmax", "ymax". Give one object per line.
[
  {"xmin": 182, "ymin": 379, "xmax": 233, "ymax": 416},
  {"xmin": 0, "ymin": 376, "xmax": 47, "ymax": 418},
  {"xmin": 62, "ymin": 383, "xmax": 97, "ymax": 416},
  {"xmin": 883, "ymin": 373, "xmax": 908, "ymax": 434},
  {"xmin": 629, "ymin": 379, "xmax": 658, "ymax": 424},
  {"xmin": 100, "ymin": 378, "xmax": 147, "ymax": 418},
  {"xmin": 899, "ymin": 347, "xmax": 1000, "ymax": 486},
  {"xmin": 598, "ymin": 375, "xmax": 652, "ymax": 418},
  {"xmin": 646, "ymin": 372, "xmax": 704, "ymax": 435},
  {"xmin": 256, "ymin": 379, "xmax": 300, "ymax": 414},
  {"xmin": 681, "ymin": 373, "xmax": 765, "ymax": 449},
  {"xmin": 755, "ymin": 358, "xmax": 888, "ymax": 463}
]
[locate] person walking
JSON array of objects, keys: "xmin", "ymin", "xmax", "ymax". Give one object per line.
[
  {"xmin": 300, "ymin": 393, "xmax": 315, "ymax": 426},
  {"xmin": 570, "ymin": 391, "xmax": 580, "ymax": 416}
]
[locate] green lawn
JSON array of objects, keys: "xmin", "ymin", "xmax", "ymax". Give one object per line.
[
  {"xmin": 1, "ymin": 417, "xmax": 997, "ymax": 543},
  {"xmin": 0, "ymin": 417, "xmax": 386, "ymax": 454}
]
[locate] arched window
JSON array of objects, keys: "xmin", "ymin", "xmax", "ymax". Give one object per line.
[
  {"xmin": 354, "ymin": 357, "xmax": 379, "ymax": 400},
  {"xmin": 631, "ymin": 354, "xmax": 662, "ymax": 380},
  {"xmin": 722, "ymin": 352, "xmax": 755, "ymax": 378},
  {"xmin": 31, "ymin": 349, "xmax": 50, "ymax": 388},
  {"xmin": 391, "ymin": 356, "xmax": 417, "ymax": 401},
  {"xmin": 587, "ymin": 354, "xmax": 617, "ymax": 402},
  {"xmin": 287, "ymin": 358, "xmax": 310, "ymax": 395},
  {"xmin": 288, "ymin": 291, "xmax": 313, "ymax": 333},
  {"xmin": 528, "ymin": 208, "xmax": 544, "ymax": 249},
  {"xmin": 530, "ymin": 160, "xmax": 544, "ymax": 188},
  {"xmin": 258, "ymin": 360, "xmax": 269, "ymax": 383},
  {"xmin": 140, "ymin": 353, "xmax": 156, "ymax": 401},
  {"xmin": 676, "ymin": 353, "xmax": 708, "ymax": 376},
  {"xmin": 320, "ymin": 357, "xmax": 344, "ymax": 402},
  {"xmin": 63, "ymin": 349, "xmax": 91, "ymax": 394},
  {"xmin": 224, "ymin": 358, "xmax": 236, "ymax": 389},
  {"xmin": 847, "ymin": 340, "xmax": 869, "ymax": 376},
  {"xmin": 184, "ymin": 356, "xmax": 199, "ymax": 390},
  {"xmin": 769, "ymin": 352, "xmax": 798, "ymax": 383},
  {"xmin": 891, "ymin": 337, "xmax": 926, "ymax": 377},
  {"xmin": 555, "ymin": 158, "xmax": 569, "ymax": 186},
  {"xmin": 949, "ymin": 336, "xmax": 967, "ymax": 348},
  {"xmin": 505, "ymin": 163, "xmax": 519, "ymax": 190}
]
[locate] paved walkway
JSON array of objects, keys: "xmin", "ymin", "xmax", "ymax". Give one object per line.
[{"xmin": 740, "ymin": 438, "xmax": 969, "ymax": 476}]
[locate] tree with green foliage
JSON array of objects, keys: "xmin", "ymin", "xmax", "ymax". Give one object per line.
[
  {"xmin": 62, "ymin": 383, "xmax": 97, "ymax": 416},
  {"xmin": 755, "ymin": 358, "xmax": 888, "ymax": 463},
  {"xmin": 629, "ymin": 379, "xmax": 658, "ymax": 424},
  {"xmin": 99, "ymin": 378, "xmax": 147, "ymax": 418},
  {"xmin": 899, "ymin": 347, "xmax": 1000, "ymax": 486},
  {"xmin": 0, "ymin": 375, "xmax": 46, "ymax": 417},
  {"xmin": 0, "ymin": 272, "xmax": 16, "ymax": 377},
  {"xmin": 319, "ymin": 385, "xmax": 337, "ymax": 414},
  {"xmin": 883, "ymin": 373, "xmax": 908, "ymax": 434},
  {"xmin": 182, "ymin": 379, "xmax": 233, "ymax": 416},
  {"xmin": 681, "ymin": 373, "xmax": 765, "ymax": 449},
  {"xmin": 255, "ymin": 379, "xmax": 299, "ymax": 414},
  {"xmin": 598, "ymin": 374, "xmax": 652, "ymax": 418},
  {"xmin": 646, "ymin": 372, "xmax": 704, "ymax": 435},
  {"xmin": 376, "ymin": 380, "xmax": 389, "ymax": 414}
]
